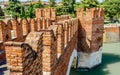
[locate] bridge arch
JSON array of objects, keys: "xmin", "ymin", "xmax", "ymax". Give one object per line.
[{"xmin": 66, "ymin": 49, "xmax": 77, "ymax": 75}]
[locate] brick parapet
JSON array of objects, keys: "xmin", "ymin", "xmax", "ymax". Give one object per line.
[
  {"xmin": 76, "ymin": 8, "xmax": 104, "ymax": 19},
  {"xmin": 4, "ymin": 33, "xmax": 43, "ymax": 75},
  {"xmin": 36, "ymin": 8, "xmax": 56, "ymax": 21},
  {"xmin": 77, "ymin": 8, "xmax": 104, "ymax": 52},
  {"xmin": 103, "ymin": 26, "xmax": 120, "ymax": 43},
  {"xmin": 56, "ymin": 15, "xmax": 70, "ymax": 22},
  {"xmin": 4, "ymin": 16, "xmax": 79, "ymax": 75},
  {"xmin": 2, "ymin": 7, "xmax": 104, "ymax": 75},
  {"xmin": 0, "ymin": 17, "xmax": 52, "ymax": 50}
]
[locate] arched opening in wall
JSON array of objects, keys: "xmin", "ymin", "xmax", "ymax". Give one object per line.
[{"xmin": 66, "ymin": 49, "xmax": 77, "ymax": 75}]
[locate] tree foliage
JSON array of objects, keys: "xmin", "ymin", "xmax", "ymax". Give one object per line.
[
  {"xmin": 0, "ymin": 6, "xmax": 4, "ymax": 16},
  {"xmin": 20, "ymin": 5, "xmax": 26, "ymax": 18},
  {"xmin": 5, "ymin": 0, "xmax": 22, "ymax": 19},
  {"xmin": 34, "ymin": 0, "xmax": 44, "ymax": 8},
  {"xmin": 79, "ymin": 0, "xmax": 99, "ymax": 9},
  {"xmin": 56, "ymin": 0, "xmax": 76, "ymax": 17},
  {"xmin": 26, "ymin": 3, "xmax": 35, "ymax": 18},
  {"xmin": 101, "ymin": 0, "xmax": 120, "ymax": 21},
  {"xmin": 49, "ymin": 0, "xmax": 56, "ymax": 7},
  {"xmin": 5, "ymin": 0, "xmax": 44, "ymax": 19}
]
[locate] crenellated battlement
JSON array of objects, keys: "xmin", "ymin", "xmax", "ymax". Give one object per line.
[
  {"xmin": 1, "ymin": 8, "xmax": 105, "ymax": 75},
  {"xmin": 0, "ymin": 17, "xmax": 53, "ymax": 50},
  {"xmin": 77, "ymin": 8, "xmax": 104, "ymax": 52},
  {"xmin": 36, "ymin": 8, "xmax": 56, "ymax": 21},
  {"xmin": 76, "ymin": 8, "xmax": 104, "ymax": 19},
  {"xmin": 4, "ymin": 17, "xmax": 79, "ymax": 75}
]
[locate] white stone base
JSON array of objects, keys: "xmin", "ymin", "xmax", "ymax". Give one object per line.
[
  {"xmin": 77, "ymin": 47, "xmax": 102, "ymax": 69},
  {"xmin": 43, "ymin": 72, "xmax": 51, "ymax": 75}
]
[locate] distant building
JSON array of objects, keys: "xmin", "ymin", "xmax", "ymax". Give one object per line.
[{"xmin": 0, "ymin": 1, "xmax": 48, "ymax": 9}]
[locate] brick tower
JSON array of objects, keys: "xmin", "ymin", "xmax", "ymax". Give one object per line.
[{"xmin": 77, "ymin": 8, "xmax": 104, "ymax": 68}]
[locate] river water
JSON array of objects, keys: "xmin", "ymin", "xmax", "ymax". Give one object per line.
[{"xmin": 70, "ymin": 42, "xmax": 120, "ymax": 75}]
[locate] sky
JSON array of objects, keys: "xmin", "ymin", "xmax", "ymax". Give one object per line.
[{"xmin": 0, "ymin": 0, "xmax": 103, "ymax": 2}]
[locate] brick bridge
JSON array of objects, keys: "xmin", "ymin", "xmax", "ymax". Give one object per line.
[{"xmin": 0, "ymin": 8, "xmax": 104, "ymax": 75}]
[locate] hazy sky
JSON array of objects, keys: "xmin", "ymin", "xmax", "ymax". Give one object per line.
[{"xmin": 0, "ymin": 0, "xmax": 103, "ymax": 2}]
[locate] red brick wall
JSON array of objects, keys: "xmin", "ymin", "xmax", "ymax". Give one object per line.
[
  {"xmin": 104, "ymin": 26, "xmax": 120, "ymax": 42},
  {"xmin": 77, "ymin": 8, "xmax": 104, "ymax": 52},
  {"xmin": 0, "ymin": 18, "xmax": 52, "ymax": 49},
  {"xmin": 36, "ymin": 8, "xmax": 56, "ymax": 21},
  {"xmin": 0, "ymin": 18, "xmax": 52, "ymax": 62},
  {"xmin": 4, "ymin": 17, "xmax": 79, "ymax": 75},
  {"xmin": 5, "ymin": 32, "xmax": 43, "ymax": 75},
  {"xmin": 3, "ymin": 8, "xmax": 104, "ymax": 75}
]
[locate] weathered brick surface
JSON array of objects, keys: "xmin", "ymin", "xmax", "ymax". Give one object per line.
[
  {"xmin": 11, "ymin": 19, "xmax": 24, "ymax": 41},
  {"xmin": 42, "ymin": 30, "xmax": 57, "ymax": 74},
  {"xmin": 54, "ymin": 31, "xmax": 78, "ymax": 75},
  {"xmin": 4, "ymin": 17, "xmax": 79, "ymax": 75},
  {"xmin": 0, "ymin": 18, "xmax": 42, "ymax": 62},
  {"xmin": 21, "ymin": 19, "xmax": 29, "ymax": 36},
  {"xmin": 0, "ymin": 17, "xmax": 51, "ymax": 49},
  {"xmin": 0, "ymin": 20, "xmax": 11, "ymax": 42},
  {"xmin": 104, "ymin": 26, "xmax": 120, "ymax": 43},
  {"xmin": 5, "ymin": 32, "xmax": 43, "ymax": 75},
  {"xmin": 57, "ymin": 15, "xmax": 70, "ymax": 22},
  {"xmin": 29, "ymin": 18, "xmax": 37, "ymax": 32},
  {"xmin": 36, "ymin": 8, "xmax": 56, "ymax": 21},
  {"xmin": 56, "ymin": 24, "xmax": 64, "ymax": 57},
  {"xmin": 2, "ymin": 8, "xmax": 104, "ymax": 75},
  {"xmin": 77, "ymin": 8, "xmax": 104, "ymax": 52}
]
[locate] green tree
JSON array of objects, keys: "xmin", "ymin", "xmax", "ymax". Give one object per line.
[
  {"xmin": 26, "ymin": 0, "xmax": 43, "ymax": 18},
  {"xmin": 49, "ymin": 0, "xmax": 56, "ymax": 7},
  {"xmin": 69, "ymin": 0, "xmax": 76, "ymax": 13},
  {"xmin": 80, "ymin": 0, "xmax": 99, "ymax": 9},
  {"xmin": 5, "ymin": 0, "xmax": 22, "ymax": 19},
  {"xmin": 26, "ymin": 3, "xmax": 35, "ymax": 18},
  {"xmin": 34, "ymin": 0, "xmax": 44, "ymax": 8},
  {"xmin": 56, "ymin": 0, "xmax": 76, "ymax": 17},
  {"xmin": 0, "ymin": 6, "xmax": 4, "ymax": 16},
  {"xmin": 20, "ymin": 5, "xmax": 26, "ymax": 19},
  {"xmin": 101, "ymin": 0, "xmax": 120, "ymax": 21}
]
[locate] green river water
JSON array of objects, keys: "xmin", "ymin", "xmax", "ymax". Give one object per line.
[{"xmin": 70, "ymin": 42, "xmax": 120, "ymax": 75}]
